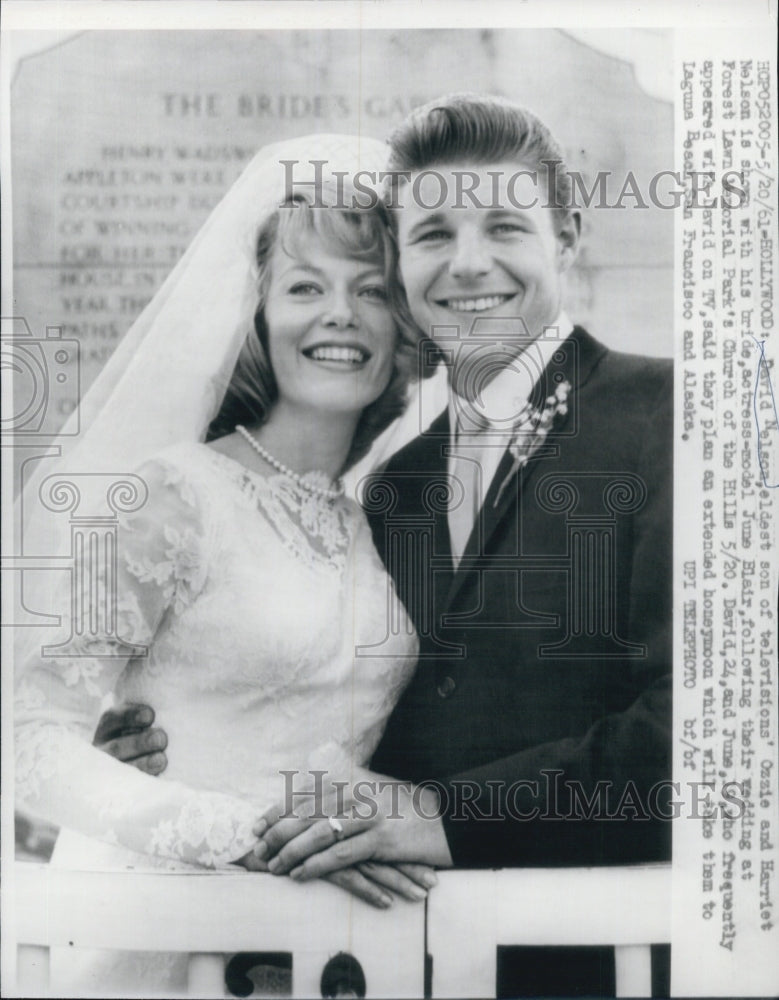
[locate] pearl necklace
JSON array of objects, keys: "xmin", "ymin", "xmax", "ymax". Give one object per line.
[{"xmin": 235, "ymin": 425, "xmax": 344, "ymax": 501}]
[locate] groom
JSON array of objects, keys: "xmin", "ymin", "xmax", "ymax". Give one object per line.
[{"xmin": 99, "ymin": 95, "xmax": 672, "ymax": 878}]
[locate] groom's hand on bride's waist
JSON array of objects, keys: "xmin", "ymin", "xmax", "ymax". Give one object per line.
[{"xmin": 94, "ymin": 702, "xmax": 168, "ymax": 775}]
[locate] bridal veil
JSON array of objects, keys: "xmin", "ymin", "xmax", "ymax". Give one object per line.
[{"xmin": 16, "ymin": 133, "xmax": 392, "ymax": 641}]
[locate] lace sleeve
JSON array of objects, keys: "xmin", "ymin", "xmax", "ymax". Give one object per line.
[{"xmin": 15, "ymin": 455, "xmax": 259, "ymax": 868}]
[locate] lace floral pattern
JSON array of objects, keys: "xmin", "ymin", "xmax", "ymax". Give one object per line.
[
  {"xmin": 210, "ymin": 450, "xmax": 354, "ymax": 573},
  {"xmin": 15, "ymin": 722, "xmax": 71, "ymax": 805},
  {"xmin": 16, "ymin": 441, "xmax": 418, "ymax": 872},
  {"xmin": 125, "ymin": 525, "xmax": 206, "ymax": 613},
  {"xmin": 146, "ymin": 793, "xmax": 257, "ymax": 868}
]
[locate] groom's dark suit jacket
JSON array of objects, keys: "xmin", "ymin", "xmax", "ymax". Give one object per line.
[{"xmin": 368, "ymin": 327, "xmax": 673, "ymax": 868}]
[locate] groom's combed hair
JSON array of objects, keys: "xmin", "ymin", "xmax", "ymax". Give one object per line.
[
  {"xmin": 207, "ymin": 197, "xmax": 421, "ymax": 469},
  {"xmin": 386, "ymin": 93, "xmax": 573, "ymax": 223}
]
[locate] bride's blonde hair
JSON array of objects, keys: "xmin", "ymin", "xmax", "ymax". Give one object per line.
[{"xmin": 208, "ymin": 197, "xmax": 421, "ymax": 469}]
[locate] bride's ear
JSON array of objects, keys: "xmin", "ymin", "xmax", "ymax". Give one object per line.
[{"xmin": 254, "ymin": 305, "xmax": 269, "ymax": 345}]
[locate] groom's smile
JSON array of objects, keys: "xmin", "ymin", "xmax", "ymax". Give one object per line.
[
  {"xmin": 396, "ymin": 161, "xmax": 580, "ymax": 367},
  {"xmin": 434, "ymin": 293, "xmax": 517, "ymax": 313}
]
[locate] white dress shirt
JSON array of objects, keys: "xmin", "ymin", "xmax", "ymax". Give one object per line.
[{"xmin": 447, "ymin": 313, "xmax": 573, "ymax": 562}]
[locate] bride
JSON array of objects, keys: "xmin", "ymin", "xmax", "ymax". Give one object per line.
[{"xmin": 14, "ymin": 135, "xmax": 427, "ymax": 993}]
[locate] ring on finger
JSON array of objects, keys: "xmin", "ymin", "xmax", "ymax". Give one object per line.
[{"xmin": 328, "ymin": 816, "xmax": 345, "ymax": 842}]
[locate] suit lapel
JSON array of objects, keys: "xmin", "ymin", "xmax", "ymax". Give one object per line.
[
  {"xmin": 428, "ymin": 411, "xmax": 456, "ymax": 569},
  {"xmin": 444, "ymin": 327, "xmax": 608, "ymax": 610},
  {"xmin": 402, "ymin": 408, "xmax": 455, "ymax": 569}
]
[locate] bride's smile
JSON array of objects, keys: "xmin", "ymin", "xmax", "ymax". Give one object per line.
[
  {"xmin": 264, "ymin": 231, "xmax": 398, "ymax": 416},
  {"xmin": 302, "ymin": 342, "xmax": 372, "ymax": 367}
]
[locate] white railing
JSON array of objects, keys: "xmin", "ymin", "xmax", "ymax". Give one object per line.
[
  {"xmin": 11, "ymin": 862, "xmax": 670, "ymax": 998},
  {"xmin": 426, "ymin": 864, "xmax": 671, "ymax": 998}
]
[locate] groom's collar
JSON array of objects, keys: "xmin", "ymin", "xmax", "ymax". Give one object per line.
[{"xmin": 447, "ymin": 311, "xmax": 574, "ymax": 432}]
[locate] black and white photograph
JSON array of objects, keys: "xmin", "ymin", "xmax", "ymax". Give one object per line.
[{"xmin": 2, "ymin": 2, "xmax": 777, "ymax": 998}]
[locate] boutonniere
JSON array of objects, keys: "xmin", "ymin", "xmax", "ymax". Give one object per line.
[{"xmin": 493, "ymin": 380, "xmax": 572, "ymax": 508}]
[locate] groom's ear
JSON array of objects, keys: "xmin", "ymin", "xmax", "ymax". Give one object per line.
[{"xmin": 556, "ymin": 209, "xmax": 581, "ymax": 272}]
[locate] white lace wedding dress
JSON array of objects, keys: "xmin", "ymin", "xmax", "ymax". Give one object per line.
[{"xmin": 15, "ymin": 441, "xmax": 418, "ymax": 996}]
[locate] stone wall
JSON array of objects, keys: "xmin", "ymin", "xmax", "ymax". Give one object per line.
[{"xmin": 11, "ymin": 28, "xmax": 673, "ymax": 427}]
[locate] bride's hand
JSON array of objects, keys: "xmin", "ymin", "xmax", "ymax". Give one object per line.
[
  {"xmin": 326, "ymin": 862, "xmax": 437, "ymax": 908},
  {"xmin": 254, "ymin": 766, "xmax": 453, "ymax": 877},
  {"xmin": 235, "ymin": 847, "xmax": 270, "ymax": 872},
  {"xmin": 234, "ymin": 846, "xmax": 436, "ymax": 908}
]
